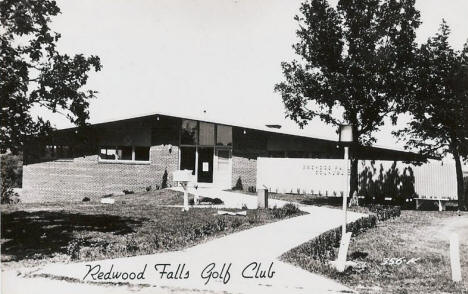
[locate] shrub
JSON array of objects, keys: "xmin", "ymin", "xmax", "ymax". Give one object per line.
[
  {"xmin": 161, "ymin": 169, "xmax": 168, "ymax": 189},
  {"xmin": 192, "ymin": 197, "xmax": 224, "ymax": 205},
  {"xmin": 367, "ymin": 204, "xmax": 400, "ymax": 221},
  {"xmin": 271, "ymin": 203, "xmax": 301, "ymax": 218},
  {"xmin": 82, "ymin": 197, "xmax": 90, "ymax": 202},
  {"xmin": 1, "ymin": 154, "xmax": 22, "ymax": 204},
  {"xmin": 248, "ymin": 186, "xmax": 256, "ymax": 193},
  {"xmin": 281, "ymin": 214, "xmax": 378, "ymax": 263},
  {"xmin": 146, "ymin": 185, "xmax": 152, "ymax": 192},
  {"xmin": 1, "ymin": 185, "xmax": 19, "ymax": 204},
  {"xmin": 122, "ymin": 189, "xmax": 134, "ymax": 195},
  {"xmin": 233, "ymin": 177, "xmax": 243, "ymax": 190}
]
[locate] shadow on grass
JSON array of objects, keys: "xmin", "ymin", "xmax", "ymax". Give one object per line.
[{"xmin": 1, "ymin": 210, "xmax": 143, "ymax": 261}]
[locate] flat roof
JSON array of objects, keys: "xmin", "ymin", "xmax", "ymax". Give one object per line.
[{"xmin": 56, "ymin": 109, "xmax": 421, "ymax": 156}]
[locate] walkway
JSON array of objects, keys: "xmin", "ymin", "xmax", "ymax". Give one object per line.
[{"xmin": 2, "ymin": 189, "xmax": 365, "ymax": 294}]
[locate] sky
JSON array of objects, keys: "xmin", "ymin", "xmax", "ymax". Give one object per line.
[{"xmin": 40, "ymin": 0, "xmax": 468, "ymax": 150}]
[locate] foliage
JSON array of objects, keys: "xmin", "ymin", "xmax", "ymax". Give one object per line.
[
  {"xmin": 161, "ymin": 169, "xmax": 168, "ymax": 189},
  {"xmin": 233, "ymin": 177, "xmax": 243, "ymax": 190},
  {"xmin": 1, "ymin": 200, "xmax": 304, "ymax": 266},
  {"xmin": 394, "ymin": 21, "xmax": 468, "ymax": 208},
  {"xmin": 1, "ymin": 154, "xmax": 22, "ymax": 203},
  {"xmin": 275, "ymin": 0, "xmax": 421, "ymax": 195},
  {"xmin": 247, "ymin": 186, "xmax": 256, "ymax": 193},
  {"xmin": 0, "ymin": 0, "xmax": 102, "ymax": 154},
  {"xmin": 358, "ymin": 161, "xmax": 416, "ymax": 205},
  {"xmin": 271, "ymin": 203, "xmax": 302, "ymax": 218},
  {"xmin": 281, "ymin": 214, "xmax": 378, "ymax": 264},
  {"xmin": 276, "ymin": 0, "xmax": 420, "ymax": 143},
  {"xmin": 367, "ymin": 204, "xmax": 401, "ymax": 221},
  {"xmin": 283, "ymin": 210, "xmax": 468, "ymax": 293}
]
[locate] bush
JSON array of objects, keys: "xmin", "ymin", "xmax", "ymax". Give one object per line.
[
  {"xmin": 367, "ymin": 204, "xmax": 400, "ymax": 221},
  {"xmin": 1, "ymin": 154, "xmax": 22, "ymax": 204},
  {"xmin": 190, "ymin": 197, "xmax": 224, "ymax": 205},
  {"xmin": 281, "ymin": 214, "xmax": 378, "ymax": 263},
  {"xmin": 233, "ymin": 177, "xmax": 243, "ymax": 190},
  {"xmin": 161, "ymin": 169, "xmax": 168, "ymax": 189},
  {"xmin": 82, "ymin": 197, "xmax": 90, "ymax": 202},
  {"xmin": 122, "ymin": 189, "xmax": 134, "ymax": 195},
  {"xmin": 271, "ymin": 203, "xmax": 301, "ymax": 219},
  {"xmin": 1, "ymin": 185, "xmax": 19, "ymax": 204}
]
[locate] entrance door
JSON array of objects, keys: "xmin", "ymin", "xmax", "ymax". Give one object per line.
[
  {"xmin": 214, "ymin": 148, "xmax": 232, "ymax": 189},
  {"xmin": 180, "ymin": 146, "xmax": 196, "ymax": 181},
  {"xmin": 197, "ymin": 147, "xmax": 214, "ymax": 183}
]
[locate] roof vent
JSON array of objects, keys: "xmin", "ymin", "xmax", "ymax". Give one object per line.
[{"xmin": 265, "ymin": 124, "xmax": 282, "ymax": 129}]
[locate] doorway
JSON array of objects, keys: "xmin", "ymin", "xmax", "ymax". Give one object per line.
[
  {"xmin": 197, "ymin": 147, "xmax": 214, "ymax": 183},
  {"xmin": 180, "ymin": 146, "xmax": 196, "ymax": 176}
]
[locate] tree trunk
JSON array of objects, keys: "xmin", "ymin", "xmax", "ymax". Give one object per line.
[
  {"xmin": 453, "ymin": 147, "xmax": 466, "ymax": 210},
  {"xmin": 349, "ymin": 127, "xmax": 359, "ymax": 197},
  {"xmin": 350, "ymin": 157, "xmax": 359, "ymax": 197}
]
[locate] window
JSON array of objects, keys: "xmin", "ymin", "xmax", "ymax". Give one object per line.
[
  {"xmin": 181, "ymin": 119, "xmax": 198, "ymax": 145},
  {"xmin": 199, "ymin": 122, "xmax": 215, "ymax": 145},
  {"xmin": 117, "ymin": 146, "xmax": 133, "ymax": 160},
  {"xmin": 44, "ymin": 145, "xmax": 73, "ymax": 159},
  {"xmin": 216, "ymin": 125, "xmax": 232, "ymax": 146},
  {"xmin": 135, "ymin": 146, "xmax": 150, "ymax": 161},
  {"xmin": 99, "ymin": 146, "xmax": 150, "ymax": 162}
]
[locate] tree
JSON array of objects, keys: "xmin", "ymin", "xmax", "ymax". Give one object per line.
[
  {"xmin": 394, "ymin": 21, "xmax": 468, "ymax": 209},
  {"xmin": 0, "ymin": 0, "xmax": 102, "ymax": 155},
  {"xmin": 275, "ymin": 0, "xmax": 420, "ymax": 196}
]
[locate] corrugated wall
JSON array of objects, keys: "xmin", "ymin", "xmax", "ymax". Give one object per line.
[{"xmin": 257, "ymin": 158, "xmax": 457, "ymax": 199}]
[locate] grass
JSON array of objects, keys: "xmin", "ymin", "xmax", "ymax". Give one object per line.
[
  {"xmin": 1, "ymin": 189, "xmax": 305, "ymax": 269},
  {"xmin": 282, "ymin": 210, "xmax": 468, "ymax": 294}
]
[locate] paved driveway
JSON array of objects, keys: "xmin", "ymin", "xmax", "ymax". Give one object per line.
[{"xmin": 2, "ymin": 190, "xmax": 365, "ymax": 294}]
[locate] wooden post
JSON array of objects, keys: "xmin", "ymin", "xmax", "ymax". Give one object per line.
[
  {"xmin": 336, "ymin": 232, "xmax": 352, "ymax": 272},
  {"xmin": 182, "ymin": 182, "xmax": 189, "ymax": 211},
  {"xmin": 450, "ymin": 233, "xmax": 462, "ymax": 282}
]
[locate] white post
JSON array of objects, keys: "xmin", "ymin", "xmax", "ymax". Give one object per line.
[
  {"xmin": 450, "ymin": 233, "xmax": 462, "ymax": 282},
  {"xmin": 342, "ymin": 146, "xmax": 349, "ymax": 237},
  {"xmin": 336, "ymin": 232, "xmax": 352, "ymax": 272}
]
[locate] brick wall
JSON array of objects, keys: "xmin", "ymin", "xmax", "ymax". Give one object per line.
[
  {"xmin": 21, "ymin": 145, "xmax": 179, "ymax": 203},
  {"xmin": 231, "ymin": 150, "xmax": 267, "ymax": 190}
]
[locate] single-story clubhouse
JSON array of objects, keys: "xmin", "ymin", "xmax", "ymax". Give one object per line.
[{"xmin": 22, "ymin": 111, "xmax": 424, "ymax": 202}]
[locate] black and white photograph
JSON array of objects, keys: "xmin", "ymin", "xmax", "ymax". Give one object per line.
[{"xmin": 1, "ymin": 0, "xmax": 468, "ymax": 293}]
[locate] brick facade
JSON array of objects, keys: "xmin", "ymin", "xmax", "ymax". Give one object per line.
[
  {"xmin": 231, "ymin": 150, "xmax": 267, "ymax": 190},
  {"xmin": 22, "ymin": 145, "xmax": 179, "ymax": 202}
]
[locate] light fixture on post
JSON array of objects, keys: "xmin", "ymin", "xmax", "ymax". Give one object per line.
[
  {"xmin": 338, "ymin": 124, "xmax": 353, "ymax": 236},
  {"xmin": 334, "ymin": 123, "xmax": 353, "ymax": 272}
]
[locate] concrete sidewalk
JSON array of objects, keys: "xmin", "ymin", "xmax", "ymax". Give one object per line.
[{"xmin": 2, "ymin": 190, "xmax": 365, "ymax": 294}]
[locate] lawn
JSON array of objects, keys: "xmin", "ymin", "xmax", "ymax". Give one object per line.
[
  {"xmin": 282, "ymin": 210, "xmax": 468, "ymax": 294},
  {"xmin": 1, "ymin": 189, "xmax": 305, "ymax": 269}
]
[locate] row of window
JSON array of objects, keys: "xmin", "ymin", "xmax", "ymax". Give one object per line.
[
  {"xmin": 43, "ymin": 145, "xmax": 73, "ymax": 159},
  {"xmin": 181, "ymin": 120, "xmax": 232, "ymax": 146},
  {"xmin": 99, "ymin": 146, "xmax": 150, "ymax": 161}
]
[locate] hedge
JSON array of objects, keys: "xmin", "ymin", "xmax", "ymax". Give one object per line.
[{"xmin": 281, "ymin": 205, "xmax": 400, "ymax": 265}]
